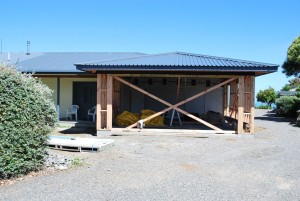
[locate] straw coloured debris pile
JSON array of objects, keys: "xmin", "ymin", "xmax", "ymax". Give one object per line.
[
  {"xmin": 141, "ymin": 109, "xmax": 164, "ymax": 127},
  {"xmin": 115, "ymin": 109, "xmax": 164, "ymax": 127},
  {"xmin": 115, "ymin": 111, "xmax": 140, "ymax": 126}
]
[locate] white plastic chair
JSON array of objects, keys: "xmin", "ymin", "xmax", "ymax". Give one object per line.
[
  {"xmin": 87, "ymin": 106, "xmax": 96, "ymax": 122},
  {"xmin": 67, "ymin": 105, "xmax": 79, "ymax": 121}
]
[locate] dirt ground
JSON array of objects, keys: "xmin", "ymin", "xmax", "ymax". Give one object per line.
[{"xmin": 0, "ymin": 109, "xmax": 299, "ymax": 201}]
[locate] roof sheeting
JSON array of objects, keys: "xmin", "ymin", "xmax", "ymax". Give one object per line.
[
  {"xmin": 75, "ymin": 52, "xmax": 278, "ymax": 74},
  {"xmin": 0, "ymin": 51, "xmax": 279, "ymax": 74},
  {"xmin": 0, "ymin": 52, "xmax": 146, "ymax": 73}
]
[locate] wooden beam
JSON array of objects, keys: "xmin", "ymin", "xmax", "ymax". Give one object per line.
[
  {"xmin": 113, "ymin": 76, "xmax": 236, "ymax": 131},
  {"xmin": 112, "ymin": 74, "xmax": 241, "ymax": 78},
  {"xmin": 96, "ymin": 74, "xmax": 102, "ymax": 130},
  {"xmin": 106, "ymin": 75, "xmax": 113, "ymax": 130},
  {"xmin": 113, "ymin": 76, "xmax": 224, "ymax": 131},
  {"xmin": 250, "ymin": 76, "xmax": 255, "ymax": 133},
  {"xmin": 237, "ymin": 76, "xmax": 244, "ymax": 134},
  {"xmin": 113, "ymin": 128, "xmax": 236, "ymax": 135}
]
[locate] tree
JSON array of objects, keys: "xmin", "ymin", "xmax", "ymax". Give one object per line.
[
  {"xmin": 281, "ymin": 84, "xmax": 291, "ymax": 91},
  {"xmin": 282, "ymin": 36, "xmax": 300, "ymax": 77},
  {"xmin": 288, "ymin": 77, "xmax": 300, "ymax": 87},
  {"xmin": 256, "ymin": 87, "xmax": 277, "ymax": 107},
  {"xmin": 281, "ymin": 78, "xmax": 300, "ymax": 91}
]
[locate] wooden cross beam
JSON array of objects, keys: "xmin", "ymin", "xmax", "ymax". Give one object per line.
[
  {"xmin": 114, "ymin": 76, "xmax": 222, "ymax": 131},
  {"xmin": 112, "ymin": 76, "xmax": 236, "ymax": 132}
]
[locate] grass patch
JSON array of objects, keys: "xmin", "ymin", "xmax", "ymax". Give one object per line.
[{"xmin": 71, "ymin": 157, "xmax": 85, "ymax": 167}]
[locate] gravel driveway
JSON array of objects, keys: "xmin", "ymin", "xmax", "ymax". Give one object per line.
[{"xmin": 1, "ymin": 109, "xmax": 299, "ymax": 201}]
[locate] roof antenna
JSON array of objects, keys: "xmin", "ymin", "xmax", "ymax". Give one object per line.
[{"xmin": 26, "ymin": 41, "xmax": 30, "ymax": 55}]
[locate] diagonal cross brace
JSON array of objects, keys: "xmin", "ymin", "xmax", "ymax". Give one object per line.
[
  {"xmin": 113, "ymin": 76, "xmax": 236, "ymax": 131},
  {"xmin": 113, "ymin": 76, "xmax": 222, "ymax": 130}
]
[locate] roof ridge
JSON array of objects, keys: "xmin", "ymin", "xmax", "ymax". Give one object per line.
[
  {"xmin": 175, "ymin": 52, "xmax": 278, "ymax": 66},
  {"xmin": 74, "ymin": 51, "xmax": 278, "ymax": 66},
  {"xmin": 43, "ymin": 51, "xmax": 146, "ymax": 54},
  {"xmin": 74, "ymin": 52, "xmax": 178, "ymax": 65},
  {"xmin": 1, "ymin": 51, "xmax": 147, "ymax": 55},
  {"xmin": 74, "ymin": 53, "xmax": 151, "ymax": 65}
]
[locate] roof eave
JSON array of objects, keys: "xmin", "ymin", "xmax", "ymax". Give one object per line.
[{"xmin": 75, "ymin": 64, "xmax": 278, "ymax": 75}]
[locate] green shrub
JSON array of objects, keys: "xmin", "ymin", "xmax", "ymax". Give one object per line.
[
  {"xmin": 0, "ymin": 64, "xmax": 57, "ymax": 179},
  {"xmin": 256, "ymin": 105, "xmax": 272, "ymax": 109},
  {"xmin": 281, "ymin": 84, "xmax": 291, "ymax": 91},
  {"xmin": 276, "ymin": 96, "xmax": 300, "ymax": 117}
]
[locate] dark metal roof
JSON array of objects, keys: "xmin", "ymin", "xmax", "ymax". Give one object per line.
[
  {"xmin": 278, "ymin": 91, "xmax": 298, "ymax": 96},
  {"xmin": 0, "ymin": 52, "xmax": 146, "ymax": 73},
  {"xmin": 75, "ymin": 52, "xmax": 278, "ymax": 74},
  {"xmin": 0, "ymin": 51, "xmax": 279, "ymax": 75}
]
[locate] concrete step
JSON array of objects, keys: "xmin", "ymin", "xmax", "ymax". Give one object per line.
[{"xmin": 58, "ymin": 121, "xmax": 96, "ymax": 128}]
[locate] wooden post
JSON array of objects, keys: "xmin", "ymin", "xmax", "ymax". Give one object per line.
[
  {"xmin": 229, "ymin": 80, "xmax": 238, "ymax": 119},
  {"xmin": 96, "ymin": 74, "xmax": 113, "ymax": 134},
  {"xmin": 106, "ymin": 74, "xmax": 113, "ymax": 130},
  {"xmin": 223, "ymin": 84, "xmax": 228, "ymax": 116},
  {"xmin": 250, "ymin": 76, "xmax": 255, "ymax": 133},
  {"xmin": 96, "ymin": 74, "xmax": 102, "ymax": 131},
  {"xmin": 113, "ymin": 79, "xmax": 121, "ymax": 119},
  {"xmin": 237, "ymin": 76, "xmax": 244, "ymax": 134}
]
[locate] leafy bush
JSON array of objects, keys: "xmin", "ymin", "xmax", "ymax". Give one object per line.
[
  {"xmin": 0, "ymin": 64, "xmax": 57, "ymax": 179},
  {"xmin": 276, "ymin": 96, "xmax": 300, "ymax": 117}
]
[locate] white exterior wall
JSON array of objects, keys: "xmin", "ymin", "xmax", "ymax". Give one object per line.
[
  {"xmin": 39, "ymin": 78, "xmax": 57, "ymax": 105},
  {"xmin": 40, "ymin": 77, "xmax": 96, "ymax": 119}
]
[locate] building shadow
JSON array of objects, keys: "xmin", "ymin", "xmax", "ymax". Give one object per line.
[
  {"xmin": 58, "ymin": 127, "xmax": 96, "ymax": 135},
  {"xmin": 55, "ymin": 121, "xmax": 96, "ymax": 136},
  {"xmin": 255, "ymin": 110, "xmax": 298, "ymax": 126}
]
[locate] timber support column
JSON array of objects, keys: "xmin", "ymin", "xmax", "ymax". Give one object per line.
[
  {"xmin": 106, "ymin": 75, "xmax": 113, "ymax": 130},
  {"xmin": 96, "ymin": 74, "xmax": 113, "ymax": 136},
  {"xmin": 250, "ymin": 76, "xmax": 255, "ymax": 133},
  {"xmin": 223, "ymin": 83, "xmax": 228, "ymax": 116},
  {"xmin": 237, "ymin": 76, "xmax": 245, "ymax": 134}
]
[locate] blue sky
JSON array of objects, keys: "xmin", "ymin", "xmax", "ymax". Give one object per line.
[{"xmin": 0, "ymin": 0, "xmax": 299, "ymax": 96}]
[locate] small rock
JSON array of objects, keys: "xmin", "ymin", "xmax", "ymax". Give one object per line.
[
  {"xmin": 56, "ymin": 165, "xmax": 68, "ymax": 170},
  {"xmin": 44, "ymin": 151, "xmax": 72, "ymax": 170}
]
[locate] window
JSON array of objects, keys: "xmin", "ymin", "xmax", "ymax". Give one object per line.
[
  {"xmin": 191, "ymin": 79, "xmax": 196, "ymax": 86},
  {"xmin": 162, "ymin": 78, "xmax": 167, "ymax": 85}
]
